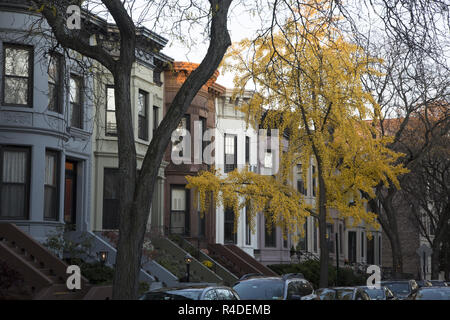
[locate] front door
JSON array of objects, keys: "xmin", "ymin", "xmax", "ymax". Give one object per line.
[{"xmin": 64, "ymin": 161, "xmax": 77, "ymax": 227}]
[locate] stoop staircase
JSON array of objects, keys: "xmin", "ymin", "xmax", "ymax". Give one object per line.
[
  {"xmin": 207, "ymin": 244, "xmax": 278, "ymax": 278},
  {"xmin": 0, "ymin": 223, "xmax": 111, "ymax": 300}
]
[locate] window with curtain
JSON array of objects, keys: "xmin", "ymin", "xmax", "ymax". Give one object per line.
[
  {"xmin": 105, "ymin": 86, "xmax": 116, "ymax": 135},
  {"xmin": 138, "ymin": 90, "xmax": 149, "ymax": 140},
  {"xmin": 44, "ymin": 151, "xmax": 59, "ymax": 220},
  {"xmin": 170, "ymin": 186, "xmax": 188, "ymax": 235},
  {"xmin": 224, "ymin": 134, "xmax": 237, "ymax": 173},
  {"xmin": 48, "ymin": 53, "xmax": 62, "ymax": 113},
  {"xmin": 3, "ymin": 44, "xmax": 33, "ymax": 106},
  {"xmin": 0, "ymin": 147, "xmax": 30, "ymax": 219},
  {"xmin": 69, "ymin": 75, "xmax": 83, "ymax": 128}
]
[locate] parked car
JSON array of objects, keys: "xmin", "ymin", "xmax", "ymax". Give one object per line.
[
  {"xmin": 233, "ymin": 274, "xmax": 318, "ymax": 300},
  {"xmin": 357, "ymin": 286, "xmax": 397, "ymax": 300},
  {"xmin": 380, "ymin": 280, "xmax": 418, "ymax": 300},
  {"xmin": 315, "ymin": 288, "xmax": 338, "ymax": 300},
  {"xmin": 329, "ymin": 287, "xmax": 371, "ymax": 300},
  {"xmin": 429, "ymin": 280, "xmax": 448, "ymax": 287},
  {"xmin": 415, "ymin": 280, "xmax": 432, "ymax": 288},
  {"xmin": 408, "ymin": 287, "xmax": 450, "ymax": 300},
  {"xmin": 139, "ymin": 285, "xmax": 240, "ymax": 300}
]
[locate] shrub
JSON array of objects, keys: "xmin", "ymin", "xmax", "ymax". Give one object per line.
[{"xmin": 80, "ymin": 262, "xmax": 114, "ymax": 285}]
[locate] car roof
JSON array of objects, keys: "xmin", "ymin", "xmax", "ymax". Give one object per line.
[{"xmin": 149, "ymin": 285, "xmax": 230, "ymax": 292}]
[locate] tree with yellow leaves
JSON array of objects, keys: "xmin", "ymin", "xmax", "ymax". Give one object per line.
[{"xmin": 187, "ymin": 2, "xmax": 407, "ymax": 287}]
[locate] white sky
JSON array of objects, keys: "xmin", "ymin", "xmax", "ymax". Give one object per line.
[{"xmin": 160, "ymin": 9, "xmax": 261, "ymax": 89}]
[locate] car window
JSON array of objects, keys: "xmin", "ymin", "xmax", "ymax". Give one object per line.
[
  {"xmin": 216, "ymin": 289, "xmax": 238, "ymax": 300},
  {"xmin": 203, "ymin": 289, "xmax": 218, "ymax": 300},
  {"xmin": 416, "ymin": 288, "xmax": 450, "ymax": 300},
  {"xmin": 233, "ymin": 279, "xmax": 285, "ymax": 300},
  {"xmin": 383, "ymin": 282, "xmax": 410, "ymax": 295},
  {"xmin": 335, "ymin": 289, "xmax": 354, "ymax": 300},
  {"xmin": 317, "ymin": 289, "xmax": 336, "ymax": 300},
  {"xmin": 364, "ymin": 288, "xmax": 385, "ymax": 300},
  {"xmin": 286, "ymin": 281, "xmax": 301, "ymax": 299}
]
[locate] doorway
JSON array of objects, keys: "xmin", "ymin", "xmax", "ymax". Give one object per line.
[{"xmin": 64, "ymin": 160, "xmax": 77, "ymax": 227}]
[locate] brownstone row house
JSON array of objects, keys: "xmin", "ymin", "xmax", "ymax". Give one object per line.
[{"xmin": 162, "ymin": 62, "xmax": 225, "ymax": 248}]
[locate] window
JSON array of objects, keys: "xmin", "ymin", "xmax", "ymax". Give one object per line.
[
  {"xmin": 298, "ymin": 221, "xmax": 308, "ymax": 251},
  {"xmin": 361, "ymin": 232, "xmax": 365, "ymax": 258},
  {"xmin": 224, "ymin": 134, "xmax": 237, "ymax": 173},
  {"xmin": 327, "ymin": 224, "xmax": 334, "ymax": 253},
  {"xmin": 105, "ymin": 86, "xmax": 116, "ymax": 135},
  {"xmin": 312, "ymin": 165, "xmax": 316, "ymax": 197},
  {"xmin": 245, "ymin": 205, "xmax": 251, "ymax": 246},
  {"xmin": 367, "ymin": 235, "xmax": 375, "ymax": 264},
  {"xmin": 200, "ymin": 117, "xmax": 207, "ymax": 160},
  {"xmin": 265, "ymin": 219, "xmax": 276, "ymax": 248},
  {"xmin": 224, "ymin": 207, "xmax": 236, "ymax": 244},
  {"xmin": 69, "ymin": 75, "xmax": 83, "ymax": 128},
  {"xmin": 44, "ymin": 151, "xmax": 59, "ymax": 220},
  {"xmin": 153, "ymin": 106, "xmax": 159, "ymax": 137},
  {"xmin": 348, "ymin": 231, "xmax": 357, "ymax": 263},
  {"xmin": 172, "ymin": 115, "xmax": 190, "ymax": 158},
  {"xmin": 0, "ymin": 147, "xmax": 30, "ymax": 219},
  {"xmin": 138, "ymin": 90, "xmax": 149, "ymax": 140},
  {"xmin": 296, "ymin": 164, "xmax": 306, "ymax": 195},
  {"xmin": 3, "ymin": 44, "xmax": 33, "ymax": 106},
  {"xmin": 245, "ymin": 136, "xmax": 250, "ymax": 165},
  {"xmin": 48, "ymin": 53, "xmax": 63, "ymax": 113},
  {"xmin": 170, "ymin": 186, "xmax": 189, "ymax": 235},
  {"xmin": 103, "ymin": 168, "xmax": 120, "ymax": 229},
  {"xmin": 153, "ymin": 68, "xmax": 162, "ymax": 85}
]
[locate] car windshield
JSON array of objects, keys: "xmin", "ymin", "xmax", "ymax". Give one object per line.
[
  {"xmin": 143, "ymin": 289, "xmax": 203, "ymax": 300},
  {"xmin": 233, "ymin": 279, "xmax": 285, "ymax": 300},
  {"xmin": 363, "ymin": 288, "xmax": 385, "ymax": 300},
  {"xmin": 335, "ymin": 289, "xmax": 354, "ymax": 300},
  {"xmin": 383, "ymin": 283, "xmax": 410, "ymax": 295},
  {"xmin": 416, "ymin": 288, "xmax": 450, "ymax": 300}
]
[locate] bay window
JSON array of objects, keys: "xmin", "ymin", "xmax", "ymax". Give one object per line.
[{"xmin": 3, "ymin": 44, "xmax": 33, "ymax": 106}]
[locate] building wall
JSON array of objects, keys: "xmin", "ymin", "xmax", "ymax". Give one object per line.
[
  {"xmin": 90, "ymin": 59, "xmax": 167, "ymax": 233},
  {"xmin": 163, "ymin": 62, "xmax": 222, "ymax": 246},
  {"xmin": 0, "ymin": 5, "xmax": 92, "ymax": 242},
  {"xmin": 214, "ymin": 89, "xmax": 259, "ymax": 256}
]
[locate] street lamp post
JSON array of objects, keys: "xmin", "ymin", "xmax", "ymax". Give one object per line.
[{"xmin": 185, "ymin": 253, "xmax": 193, "ymax": 282}]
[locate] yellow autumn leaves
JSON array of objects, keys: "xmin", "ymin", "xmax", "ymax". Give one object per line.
[{"xmin": 187, "ymin": 2, "xmax": 408, "ymax": 241}]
